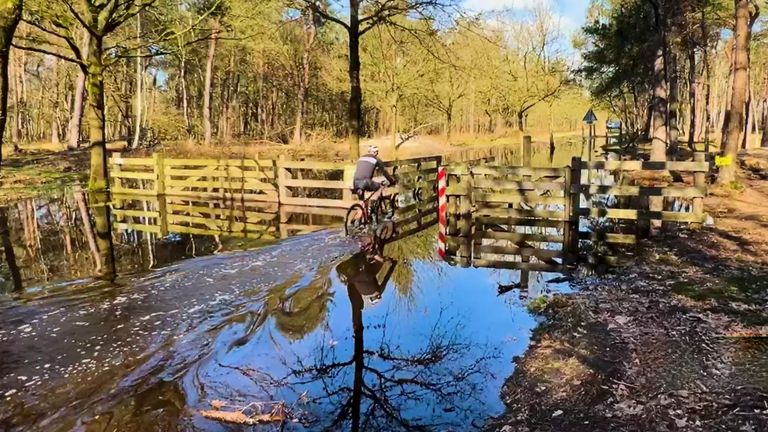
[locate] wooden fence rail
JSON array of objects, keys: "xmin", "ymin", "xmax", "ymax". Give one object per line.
[
  {"xmin": 441, "ymin": 152, "xmax": 709, "ymax": 272},
  {"xmin": 110, "ymin": 153, "xmax": 445, "ymax": 209}
]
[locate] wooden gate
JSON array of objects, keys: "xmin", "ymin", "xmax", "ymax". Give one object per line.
[{"xmin": 443, "ymin": 165, "xmax": 574, "ymax": 272}]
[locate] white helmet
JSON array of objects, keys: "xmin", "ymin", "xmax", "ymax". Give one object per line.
[{"xmin": 367, "ymin": 145, "xmax": 379, "ymax": 155}]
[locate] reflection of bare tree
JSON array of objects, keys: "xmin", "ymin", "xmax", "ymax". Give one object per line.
[
  {"xmin": 74, "ymin": 188, "xmax": 102, "ymax": 275},
  {"xmin": 283, "ymin": 252, "xmax": 498, "ymax": 431},
  {"xmin": 0, "ymin": 206, "xmax": 22, "ymax": 291}
]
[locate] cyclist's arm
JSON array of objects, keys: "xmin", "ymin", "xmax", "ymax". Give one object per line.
[{"xmin": 375, "ymin": 157, "xmax": 396, "ymax": 185}]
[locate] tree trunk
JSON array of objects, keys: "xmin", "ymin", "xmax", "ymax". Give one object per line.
[
  {"xmin": 762, "ymin": 75, "xmax": 768, "ymax": 147},
  {"xmin": 180, "ymin": 56, "xmax": 191, "ymax": 137},
  {"xmin": 293, "ymin": 11, "xmax": 316, "ymax": 146},
  {"xmin": 131, "ymin": 14, "xmax": 142, "ymax": 149},
  {"xmin": 669, "ymin": 53, "xmax": 680, "ymax": 154},
  {"xmin": 0, "ymin": 0, "xmax": 20, "ymax": 167},
  {"xmin": 347, "ymin": 0, "xmax": 362, "ymax": 161},
  {"xmin": 651, "ymin": 48, "xmax": 668, "ymax": 161},
  {"xmin": 717, "ymin": 0, "xmax": 755, "ymax": 185},
  {"xmin": 702, "ymin": 10, "xmax": 712, "ymax": 151},
  {"xmin": 68, "ymin": 33, "xmax": 89, "ymax": 149},
  {"xmin": 84, "ymin": 36, "xmax": 116, "ymax": 279},
  {"xmin": 517, "ymin": 110, "xmax": 525, "ymax": 132},
  {"xmin": 687, "ymin": 48, "xmax": 697, "ymax": 150},
  {"xmin": 203, "ymin": 20, "xmax": 219, "ymax": 146},
  {"xmin": 0, "ymin": 206, "xmax": 22, "ymax": 291},
  {"xmin": 73, "ymin": 189, "xmax": 102, "ymax": 275},
  {"xmin": 50, "ymin": 59, "xmax": 61, "ymax": 146}
]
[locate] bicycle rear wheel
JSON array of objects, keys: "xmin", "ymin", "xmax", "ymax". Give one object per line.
[{"xmin": 345, "ymin": 204, "xmax": 367, "ymax": 236}]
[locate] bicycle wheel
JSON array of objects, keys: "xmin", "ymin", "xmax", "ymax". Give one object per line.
[{"xmin": 345, "ymin": 204, "xmax": 367, "ymax": 236}]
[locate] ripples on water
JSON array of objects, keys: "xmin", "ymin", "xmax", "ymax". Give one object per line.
[{"xmin": 0, "ymin": 227, "xmax": 575, "ymax": 431}]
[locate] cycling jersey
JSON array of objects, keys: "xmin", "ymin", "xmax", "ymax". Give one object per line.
[{"xmin": 353, "ymin": 154, "xmax": 396, "ymax": 184}]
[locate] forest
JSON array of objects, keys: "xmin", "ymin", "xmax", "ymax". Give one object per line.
[{"xmin": 0, "ymin": 0, "xmax": 765, "ymax": 183}]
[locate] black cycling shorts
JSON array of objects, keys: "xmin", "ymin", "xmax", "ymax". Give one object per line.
[{"xmin": 353, "ymin": 179, "xmax": 381, "ymax": 193}]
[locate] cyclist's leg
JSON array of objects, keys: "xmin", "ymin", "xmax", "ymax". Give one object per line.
[{"xmin": 368, "ymin": 180, "xmax": 383, "ymax": 202}]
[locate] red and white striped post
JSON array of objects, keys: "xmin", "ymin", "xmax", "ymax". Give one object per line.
[{"xmin": 437, "ymin": 166, "xmax": 447, "ymax": 259}]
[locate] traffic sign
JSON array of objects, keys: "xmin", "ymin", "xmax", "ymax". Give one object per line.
[{"xmin": 583, "ymin": 108, "xmax": 597, "ymax": 124}]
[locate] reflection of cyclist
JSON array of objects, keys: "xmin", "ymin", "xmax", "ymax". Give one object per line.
[
  {"xmin": 337, "ymin": 239, "xmax": 396, "ymax": 307},
  {"xmin": 353, "ymin": 145, "xmax": 397, "ymax": 203}
]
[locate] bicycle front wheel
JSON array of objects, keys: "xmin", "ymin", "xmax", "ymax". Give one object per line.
[{"xmin": 345, "ymin": 204, "xmax": 367, "ymax": 236}]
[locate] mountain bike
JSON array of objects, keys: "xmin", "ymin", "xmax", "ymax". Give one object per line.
[{"xmin": 344, "ymin": 182, "xmax": 396, "ymax": 240}]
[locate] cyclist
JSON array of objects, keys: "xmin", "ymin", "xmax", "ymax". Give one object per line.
[{"xmin": 352, "ymin": 145, "xmax": 397, "ymax": 203}]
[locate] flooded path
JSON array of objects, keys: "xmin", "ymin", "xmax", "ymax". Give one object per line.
[{"xmin": 0, "ymin": 227, "xmax": 570, "ymax": 431}]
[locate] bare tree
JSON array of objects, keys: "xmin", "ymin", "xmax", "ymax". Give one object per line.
[{"xmin": 298, "ymin": 0, "xmax": 456, "ymax": 160}]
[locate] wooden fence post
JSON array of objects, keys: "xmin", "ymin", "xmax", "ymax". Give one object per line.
[
  {"xmin": 568, "ymin": 157, "xmax": 583, "ymax": 255},
  {"xmin": 153, "ymin": 153, "xmax": 169, "ymax": 236},
  {"xmin": 693, "ymin": 152, "xmax": 706, "ymax": 226},
  {"xmin": 343, "ymin": 164, "xmax": 355, "ymax": 205},
  {"xmin": 522, "ymin": 135, "xmax": 532, "ymax": 166},
  {"xmin": 112, "ymin": 152, "xmax": 123, "ymax": 211},
  {"xmin": 276, "ymin": 155, "xmax": 292, "ymax": 204}
]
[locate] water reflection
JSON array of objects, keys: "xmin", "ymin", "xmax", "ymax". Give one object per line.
[
  {"xmin": 0, "ymin": 225, "xmax": 572, "ymax": 430},
  {"xmin": 0, "ymin": 193, "xmax": 345, "ymax": 294}
]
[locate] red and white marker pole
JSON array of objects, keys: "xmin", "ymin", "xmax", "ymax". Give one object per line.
[{"xmin": 437, "ymin": 166, "xmax": 447, "ymax": 259}]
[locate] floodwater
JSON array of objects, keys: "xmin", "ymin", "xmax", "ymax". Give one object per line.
[{"xmin": 0, "ymin": 193, "xmax": 571, "ymax": 431}]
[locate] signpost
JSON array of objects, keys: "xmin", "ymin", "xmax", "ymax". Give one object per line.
[{"xmin": 582, "ymin": 108, "xmax": 598, "ymax": 187}]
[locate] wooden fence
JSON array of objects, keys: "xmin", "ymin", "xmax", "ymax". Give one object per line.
[
  {"xmin": 110, "ymin": 153, "xmax": 445, "ymax": 209},
  {"xmin": 442, "ymin": 153, "xmax": 709, "ymax": 272}
]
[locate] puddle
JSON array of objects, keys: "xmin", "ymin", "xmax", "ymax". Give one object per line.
[{"xmin": 0, "ymin": 226, "xmax": 573, "ymax": 431}]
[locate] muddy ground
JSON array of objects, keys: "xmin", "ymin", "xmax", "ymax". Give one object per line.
[{"xmin": 490, "ymin": 156, "xmax": 768, "ymax": 432}]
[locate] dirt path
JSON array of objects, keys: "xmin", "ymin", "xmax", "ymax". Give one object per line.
[{"xmin": 489, "ymin": 161, "xmax": 768, "ymax": 432}]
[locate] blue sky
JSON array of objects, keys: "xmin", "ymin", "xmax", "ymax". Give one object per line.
[{"xmin": 463, "ymin": 0, "xmax": 591, "ymax": 37}]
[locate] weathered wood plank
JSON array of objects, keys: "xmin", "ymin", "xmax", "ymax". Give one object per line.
[
  {"xmin": 472, "ymin": 259, "xmax": 566, "ymax": 272},
  {"xmin": 475, "ymin": 244, "xmax": 565, "ymax": 259},
  {"xmin": 110, "ymin": 171, "xmax": 157, "ymax": 180},
  {"xmin": 475, "ymin": 207, "xmax": 567, "ymax": 221},
  {"xmin": 574, "ymin": 185, "xmax": 705, "ymax": 198},
  {"xmin": 470, "ymin": 166, "xmax": 567, "ymax": 177},
  {"xmin": 282, "ymin": 178, "xmax": 347, "ymax": 189},
  {"xmin": 473, "ymin": 193, "xmax": 566, "ymax": 205},
  {"xmin": 473, "ymin": 179, "xmax": 565, "ymax": 191},
  {"xmin": 280, "ymin": 196, "xmax": 356, "ymax": 208},
  {"xmin": 167, "ymin": 224, "xmax": 277, "ymax": 237},
  {"xmin": 578, "ymin": 231, "xmax": 637, "ymax": 244},
  {"xmin": 114, "ymin": 222, "xmax": 162, "ymax": 234},
  {"xmin": 162, "ymin": 159, "xmax": 275, "ymax": 167},
  {"xmin": 112, "ymin": 209, "xmax": 160, "ymax": 218},
  {"xmin": 579, "ymin": 208, "xmax": 706, "ymax": 222},
  {"xmin": 279, "ymin": 205, "xmax": 348, "ymax": 217},
  {"xmin": 475, "ymin": 216, "xmax": 566, "ymax": 228},
  {"xmin": 110, "ymin": 157, "xmax": 155, "ymax": 166},
  {"xmin": 166, "ymin": 204, "xmax": 278, "ymax": 220},
  {"xmin": 581, "ymin": 160, "xmax": 708, "ymax": 172},
  {"xmin": 166, "ymin": 168, "xmax": 273, "ymax": 179},
  {"xmin": 165, "ymin": 179, "xmax": 277, "ymax": 190},
  {"xmin": 112, "ymin": 187, "xmax": 158, "ymax": 196},
  {"xmin": 164, "ymin": 190, "xmax": 279, "ymax": 202},
  {"xmin": 277, "ymin": 160, "xmax": 349, "ymax": 170},
  {"xmin": 477, "ymin": 230, "xmax": 564, "ymax": 243}
]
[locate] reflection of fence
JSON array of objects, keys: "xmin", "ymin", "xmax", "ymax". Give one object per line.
[
  {"xmin": 444, "ymin": 165, "xmax": 572, "ymax": 272},
  {"xmin": 441, "ymin": 153, "xmax": 709, "ymax": 271},
  {"xmin": 112, "ymin": 196, "xmax": 345, "ymax": 240}
]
